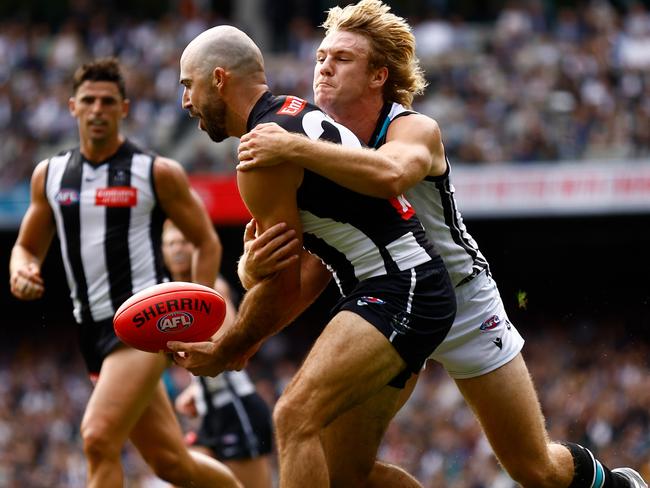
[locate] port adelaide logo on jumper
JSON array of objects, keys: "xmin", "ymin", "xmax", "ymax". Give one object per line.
[{"xmin": 130, "ymin": 297, "xmax": 213, "ymax": 333}]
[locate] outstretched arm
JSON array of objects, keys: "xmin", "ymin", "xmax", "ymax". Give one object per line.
[{"xmin": 237, "ymin": 115, "xmax": 446, "ymax": 198}]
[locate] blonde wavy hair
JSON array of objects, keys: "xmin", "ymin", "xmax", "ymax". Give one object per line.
[{"xmin": 322, "ymin": 0, "xmax": 427, "ymax": 108}]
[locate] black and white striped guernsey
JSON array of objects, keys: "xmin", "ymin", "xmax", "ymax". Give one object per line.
[
  {"xmin": 370, "ymin": 102, "xmax": 490, "ymax": 288},
  {"xmin": 247, "ymin": 92, "xmax": 437, "ymax": 296},
  {"xmin": 44, "ymin": 139, "xmax": 167, "ymax": 324}
]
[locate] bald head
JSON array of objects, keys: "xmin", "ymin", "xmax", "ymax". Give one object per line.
[
  {"xmin": 180, "ymin": 25, "xmax": 269, "ymax": 141},
  {"xmin": 181, "ymin": 25, "xmax": 265, "ymax": 80}
]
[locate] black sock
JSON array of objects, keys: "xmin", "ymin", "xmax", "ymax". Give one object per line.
[{"xmin": 565, "ymin": 442, "xmax": 630, "ymax": 488}]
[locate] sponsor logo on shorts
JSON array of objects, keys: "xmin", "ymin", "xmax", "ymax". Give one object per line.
[
  {"xmin": 277, "ymin": 96, "xmax": 307, "ymax": 116},
  {"xmin": 157, "ymin": 311, "xmax": 193, "ymax": 332},
  {"xmin": 356, "ymin": 296, "xmax": 386, "ymax": 306},
  {"xmin": 479, "ymin": 314, "xmax": 501, "ymax": 331},
  {"xmin": 492, "ymin": 337, "xmax": 503, "ymax": 349},
  {"xmin": 55, "ymin": 189, "xmax": 80, "ymax": 206}
]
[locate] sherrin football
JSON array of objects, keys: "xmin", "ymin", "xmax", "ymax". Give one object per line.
[{"xmin": 113, "ymin": 281, "xmax": 227, "ymax": 353}]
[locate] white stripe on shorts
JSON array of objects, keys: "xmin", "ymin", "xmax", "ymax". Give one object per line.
[{"xmin": 406, "ymin": 267, "xmax": 416, "ymax": 314}]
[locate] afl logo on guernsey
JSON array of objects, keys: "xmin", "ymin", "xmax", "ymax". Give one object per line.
[
  {"xmin": 157, "ymin": 311, "xmax": 194, "ymax": 332},
  {"xmin": 277, "ymin": 96, "xmax": 307, "ymax": 116},
  {"xmin": 55, "ymin": 189, "xmax": 80, "ymax": 206}
]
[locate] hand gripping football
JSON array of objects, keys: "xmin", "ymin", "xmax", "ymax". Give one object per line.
[{"xmin": 113, "ymin": 281, "xmax": 227, "ymax": 353}]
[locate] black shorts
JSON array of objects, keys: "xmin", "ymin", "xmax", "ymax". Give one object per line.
[
  {"xmin": 77, "ymin": 317, "xmax": 124, "ymax": 375},
  {"xmin": 334, "ymin": 260, "xmax": 456, "ymax": 387},
  {"xmin": 191, "ymin": 392, "xmax": 273, "ymax": 460}
]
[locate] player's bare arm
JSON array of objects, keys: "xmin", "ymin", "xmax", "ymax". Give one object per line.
[
  {"xmin": 154, "ymin": 156, "xmax": 222, "ymax": 287},
  {"xmin": 169, "ymin": 163, "xmax": 306, "ymax": 376},
  {"xmin": 237, "ymin": 114, "xmax": 446, "ymax": 198},
  {"xmin": 238, "ymin": 218, "xmax": 330, "ymax": 316},
  {"xmin": 237, "ymin": 219, "xmax": 301, "ymax": 290},
  {"xmin": 9, "ymin": 160, "xmax": 55, "ymax": 300},
  {"xmin": 234, "ymin": 248, "xmax": 330, "ymax": 344}
]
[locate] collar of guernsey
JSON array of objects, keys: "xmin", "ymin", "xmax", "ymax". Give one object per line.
[{"xmin": 369, "ymin": 102, "xmax": 416, "ymax": 148}]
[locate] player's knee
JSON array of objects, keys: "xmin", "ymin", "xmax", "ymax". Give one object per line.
[
  {"xmin": 272, "ymin": 395, "xmax": 297, "ymax": 435},
  {"xmin": 273, "ymin": 394, "xmax": 320, "ymax": 441},
  {"xmin": 80, "ymin": 421, "xmax": 121, "ymax": 462},
  {"xmin": 494, "ymin": 440, "xmax": 570, "ymax": 488}
]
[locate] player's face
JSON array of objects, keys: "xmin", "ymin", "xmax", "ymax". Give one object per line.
[
  {"xmin": 69, "ymin": 81, "xmax": 128, "ymax": 145},
  {"xmin": 314, "ymin": 30, "xmax": 375, "ymax": 114},
  {"xmin": 180, "ymin": 63, "xmax": 229, "ymax": 143},
  {"xmin": 162, "ymin": 226, "xmax": 194, "ymax": 280}
]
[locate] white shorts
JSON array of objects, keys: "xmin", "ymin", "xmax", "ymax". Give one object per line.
[{"xmin": 429, "ymin": 271, "xmax": 524, "ymax": 379}]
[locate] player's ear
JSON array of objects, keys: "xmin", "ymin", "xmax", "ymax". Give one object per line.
[
  {"xmin": 121, "ymin": 98, "xmax": 130, "ymax": 119},
  {"xmin": 212, "ymin": 67, "xmax": 227, "ymax": 92},
  {"xmin": 370, "ymin": 66, "xmax": 388, "ymax": 89},
  {"xmin": 68, "ymin": 96, "xmax": 77, "ymax": 116}
]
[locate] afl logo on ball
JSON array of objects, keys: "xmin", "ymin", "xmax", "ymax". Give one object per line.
[{"xmin": 157, "ymin": 312, "xmax": 193, "ymax": 332}]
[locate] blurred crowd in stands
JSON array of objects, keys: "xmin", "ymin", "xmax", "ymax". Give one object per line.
[
  {"xmin": 1, "ymin": 310, "xmax": 649, "ymax": 487},
  {"xmin": 2, "ymin": 0, "xmax": 650, "ymax": 188},
  {"xmin": 2, "ymin": 1, "xmax": 650, "ymax": 486}
]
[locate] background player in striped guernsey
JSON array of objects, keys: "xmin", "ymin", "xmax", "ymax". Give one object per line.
[
  {"xmin": 234, "ymin": 1, "xmax": 648, "ymax": 487},
  {"xmin": 168, "ymin": 25, "xmax": 457, "ymax": 488},
  {"xmin": 161, "ymin": 220, "xmax": 274, "ymax": 488},
  {"xmin": 8, "ymin": 57, "xmax": 242, "ymax": 488}
]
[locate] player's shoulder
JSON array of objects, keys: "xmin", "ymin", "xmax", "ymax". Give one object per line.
[
  {"xmin": 31, "ymin": 158, "xmax": 50, "ymax": 183},
  {"xmin": 390, "ymin": 111, "xmax": 441, "ymax": 140},
  {"xmin": 153, "ymin": 155, "xmax": 184, "ymax": 171},
  {"xmin": 394, "ymin": 109, "xmax": 439, "ymax": 129},
  {"xmin": 45, "ymin": 145, "xmax": 78, "ymax": 166},
  {"xmin": 152, "ymin": 156, "xmax": 189, "ymax": 192},
  {"xmin": 255, "ymin": 93, "xmax": 315, "ymax": 123},
  {"xmin": 33, "ymin": 145, "xmax": 76, "ymax": 180},
  {"xmin": 276, "ymin": 94, "xmax": 314, "ymax": 117}
]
